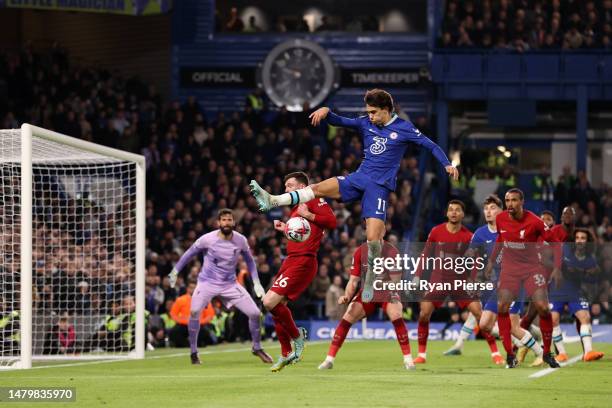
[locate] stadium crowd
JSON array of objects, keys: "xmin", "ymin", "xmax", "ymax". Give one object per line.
[
  {"xmin": 439, "ymin": 0, "xmax": 612, "ymax": 50},
  {"xmin": 217, "ymin": 6, "xmax": 382, "ymax": 33}
]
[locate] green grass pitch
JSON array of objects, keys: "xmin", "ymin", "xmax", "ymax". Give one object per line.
[{"xmin": 1, "ymin": 340, "xmax": 611, "ymax": 408}]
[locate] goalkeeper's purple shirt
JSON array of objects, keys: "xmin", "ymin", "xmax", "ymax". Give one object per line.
[
  {"xmin": 325, "ymin": 112, "xmax": 451, "ymax": 190},
  {"xmin": 174, "ymin": 230, "xmax": 258, "ymax": 284}
]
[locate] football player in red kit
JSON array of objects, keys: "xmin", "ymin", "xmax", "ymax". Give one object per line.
[
  {"xmin": 318, "ymin": 241, "xmax": 415, "ymax": 370},
  {"xmin": 262, "ymin": 172, "xmax": 337, "ymax": 372},
  {"xmin": 414, "ymin": 200, "xmax": 498, "ymax": 364},
  {"xmin": 485, "ymin": 188, "xmax": 562, "ymax": 368}
]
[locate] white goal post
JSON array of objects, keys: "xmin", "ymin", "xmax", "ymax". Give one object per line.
[{"xmin": 0, "ymin": 124, "xmax": 145, "ymax": 369}]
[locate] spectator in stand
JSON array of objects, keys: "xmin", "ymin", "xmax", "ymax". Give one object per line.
[
  {"xmin": 43, "ymin": 314, "xmax": 76, "ymax": 355},
  {"xmin": 309, "ymin": 264, "xmax": 331, "ymax": 302},
  {"xmin": 439, "ymin": 0, "xmax": 609, "ymax": 50},
  {"xmin": 225, "ymin": 7, "xmax": 244, "ymax": 32},
  {"xmin": 325, "ymin": 275, "xmax": 346, "ymax": 321}
]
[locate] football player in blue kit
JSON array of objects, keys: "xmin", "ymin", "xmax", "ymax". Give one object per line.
[{"xmin": 249, "ymin": 89, "xmax": 458, "ymax": 303}]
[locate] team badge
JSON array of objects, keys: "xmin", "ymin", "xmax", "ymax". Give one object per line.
[{"xmin": 390, "ymin": 132, "xmax": 398, "ymax": 139}]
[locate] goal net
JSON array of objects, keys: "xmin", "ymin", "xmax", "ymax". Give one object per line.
[{"xmin": 0, "ymin": 125, "xmax": 145, "ymax": 369}]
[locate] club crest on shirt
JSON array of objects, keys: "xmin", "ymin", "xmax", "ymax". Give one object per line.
[
  {"xmin": 390, "ymin": 132, "xmax": 398, "ymax": 139},
  {"xmin": 519, "ymin": 229, "xmax": 525, "ymax": 239}
]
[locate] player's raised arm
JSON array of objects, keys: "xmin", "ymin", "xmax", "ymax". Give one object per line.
[
  {"xmin": 339, "ymin": 275, "xmax": 360, "ymax": 304},
  {"xmin": 297, "ymin": 200, "xmax": 337, "ymax": 230},
  {"xmin": 484, "ymin": 233, "xmax": 503, "ymax": 280},
  {"xmin": 310, "ymin": 106, "xmax": 361, "ymax": 129},
  {"xmin": 413, "ymin": 231, "xmax": 435, "ymax": 279},
  {"xmin": 169, "ymin": 237, "xmax": 207, "ymax": 288},
  {"xmin": 403, "ymin": 125, "xmax": 459, "ymax": 180},
  {"xmin": 240, "ymin": 236, "xmax": 265, "ymax": 298},
  {"xmin": 537, "ymin": 219, "xmax": 563, "ymax": 287}
]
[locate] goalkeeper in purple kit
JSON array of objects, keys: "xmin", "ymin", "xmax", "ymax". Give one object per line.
[
  {"xmin": 250, "ymin": 89, "xmax": 458, "ymax": 303},
  {"xmin": 168, "ymin": 208, "xmax": 272, "ymax": 365}
]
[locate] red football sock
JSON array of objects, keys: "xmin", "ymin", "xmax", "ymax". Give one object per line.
[
  {"xmin": 271, "ymin": 303, "xmax": 300, "ymax": 339},
  {"xmin": 539, "ymin": 311, "xmax": 553, "ymax": 354},
  {"xmin": 417, "ymin": 321, "xmax": 429, "ymax": 354},
  {"xmin": 498, "ymin": 312, "xmax": 513, "ymax": 355},
  {"xmin": 274, "ymin": 321, "xmax": 292, "ymax": 357},
  {"xmin": 328, "ymin": 319, "xmax": 352, "ymax": 357},
  {"xmin": 392, "ymin": 319, "xmax": 411, "ymax": 356},
  {"xmin": 482, "ymin": 330, "xmax": 499, "ymax": 354},
  {"xmin": 519, "ymin": 313, "xmax": 534, "ymax": 331}
]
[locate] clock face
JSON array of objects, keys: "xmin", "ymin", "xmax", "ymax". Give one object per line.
[{"xmin": 260, "ymin": 39, "xmax": 336, "ymax": 112}]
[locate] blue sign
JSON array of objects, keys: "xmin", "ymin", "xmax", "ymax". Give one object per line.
[{"xmin": 308, "ymin": 321, "xmax": 612, "ymax": 343}]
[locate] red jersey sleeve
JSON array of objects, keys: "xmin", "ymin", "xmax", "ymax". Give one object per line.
[
  {"xmin": 308, "ymin": 198, "xmax": 337, "ymax": 230},
  {"xmin": 349, "ymin": 246, "xmax": 362, "ymax": 277},
  {"xmin": 536, "ymin": 217, "xmax": 562, "ymax": 268},
  {"xmin": 415, "ymin": 228, "xmax": 436, "ymax": 278}
]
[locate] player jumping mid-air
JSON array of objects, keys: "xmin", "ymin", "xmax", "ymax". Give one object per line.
[
  {"xmin": 168, "ymin": 209, "xmax": 273, "ymax": 365},
  {"xmin": 262, "ymin": 172, "xmax": 337, "ymax": 372},
  {"xmin": 249, "ymin": 89, "xmax": 458, "ymax": 304}
]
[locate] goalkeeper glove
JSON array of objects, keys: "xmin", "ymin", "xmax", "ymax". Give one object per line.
[
  {"xmin": 253, "ymin": 279, "xmax": 265, "ymax": 298},
  {"xmin": 169, "ymin": 268, "xmax": 179, "ymax": 289}
]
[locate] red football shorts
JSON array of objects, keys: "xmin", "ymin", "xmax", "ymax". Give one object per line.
[
  {"xmin": 352, "ymin": 288, "xmax": 389, "ymax": 316},
  {"xmin": 498, "ymin": 265, "xmax": 548, "ymax": 297},
  {"xmin": 270, "ymin": 255, "xmax": 317, "ymax": 301}
]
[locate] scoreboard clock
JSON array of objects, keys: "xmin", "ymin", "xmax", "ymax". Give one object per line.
[{"xmin": 258, "ymin": 39, "xmax": 338, "ymax": 112}]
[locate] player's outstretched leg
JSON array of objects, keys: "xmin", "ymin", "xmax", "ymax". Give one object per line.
[
  {"xmin": 319, "ymin": 319, "xmax": 352, "ymax": 369},
  {"xmin": 234, "ymin": 295, "xmax": 273, "ymax": 364},
  {"xmin": 444, "ymin": 313, "xmax": 477, "ymax": 356},
  {"xmin": 270, "ymin": 324, "xmax": 296, "ymax": 372},
  {"xmin": 538, "ymin": 309, "xmax": 560, "ymax": 368},
  {"xmin": 289, "ymin": 327, "xmax": 308, "ymax": 363},
  {"xmin": 249, "ymin": 180, "xmax": 274, "ymax": 212},
  {"xmin": 391, "ymin": 318, "xmax": 415, "ymax": 370},
  {"xmin": 362, "ymin": 240, "xmax": 382, "ymax": 303},
  {"xmin": 575, "ymin": 311, "xmax": 605, "ymax": 362},
  {"xmin": 249, "ymin": 180, "xmax": 316, "ymax": 212},
  {"xmin": 188, "ymin": 317, "xmax": 201, "ymax": 365}
]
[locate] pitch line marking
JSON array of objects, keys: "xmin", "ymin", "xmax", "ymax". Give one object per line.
[
  {"xmin": 528, "ymin": 354, "xmax": 582, "ymax": 378},
  {"xmin": 1, "ymin": 341, "xmax": 329, "ymax": 371}
]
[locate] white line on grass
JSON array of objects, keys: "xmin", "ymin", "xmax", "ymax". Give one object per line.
[
  {"xmin": 10, "ymin": 341, "xmax": 329, "ymax": 371},
  {"xmin": 528, "ymin": 354, "xmax": 582, "ymax": 379}
]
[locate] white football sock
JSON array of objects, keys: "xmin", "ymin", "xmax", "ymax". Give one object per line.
[
  {"xmin": 580, "ymin": 323, "xmax": 593, "ymax": 353},
  {"xmin": 274, "ymin": 186, "xmax": 315, "ymax": 206},
  {"xmin": 454, "ymin": 314, "xmax": 477, "ymax": 349},
  {"xmin": 552, "ymin": 325, "xmax": 566, "ymax": 355},
  {"xmin": 520, "ymin": 331, "xmax": 543, "ymax": 356}
]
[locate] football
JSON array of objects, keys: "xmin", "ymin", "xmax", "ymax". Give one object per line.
[{"xmin": 284, "ymin": 217, "xmax": 311, "ymax": 242}]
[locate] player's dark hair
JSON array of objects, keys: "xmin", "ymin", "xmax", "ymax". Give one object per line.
[
  {"xmin": 284, "ymin": 171, "xmax": 309, "ymax": 186},
  {"xmin": 447, "ymin": 199, "xmax": 465, "ymax": 212},
  {"xmin": 364, "ymin": 89, "xmax": 394, "ymax": 112},
  {"xmin": 217, "ymin": 208, "xmax": 234, "ymax": 219},
  {"xmin": 540, "ymin": 210, "xmax": 555, "ymax": 219},
  {"xmin": 483, "ymin": 194, "xmax": 502, "ymax": 208},
  {"xmin": 573, "ymin": 228, "xmax": 593, "ymax": 243},
  {"xmin": 506, "ymin": 188, "xmax": 524, "ymax": 201}
]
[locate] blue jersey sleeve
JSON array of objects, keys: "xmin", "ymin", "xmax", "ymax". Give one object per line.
[
  {"xmin": 325, "ymin": 111, "xmax": 363, "ymax": 129},
  {"xmin": 469, "ymin": 229, "xmax": 484, "ymax": 249},
  {"xmin": 401, "ymin": 123, "xmax": 451, "ymax": 167}
]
